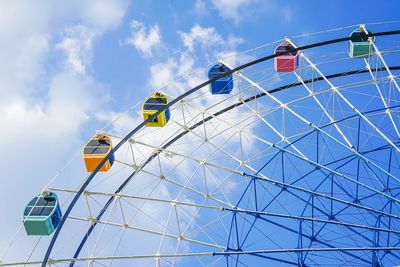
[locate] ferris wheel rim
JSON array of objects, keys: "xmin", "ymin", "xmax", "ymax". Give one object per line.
[{"xmin": 28, "ymin": 28, "xmax": 400, "ymax": 266}]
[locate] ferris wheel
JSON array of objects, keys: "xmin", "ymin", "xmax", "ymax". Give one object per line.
[{"xmin": 1, "ymin": 22, "xmax": 400, "ymax": 266}]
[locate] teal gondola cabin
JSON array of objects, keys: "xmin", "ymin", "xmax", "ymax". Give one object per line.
[
  {"xmin": 23, "ymin": 192, "xmax": 62, "ymax": 235},
  {"xmin": 349, "ymin": 28, "xmax": 374, "ymax": 58}
]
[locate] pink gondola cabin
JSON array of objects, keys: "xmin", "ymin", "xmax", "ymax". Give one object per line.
[{"xmin": 274, "ymin": 42, "xmax": 299, "ymax": 72}]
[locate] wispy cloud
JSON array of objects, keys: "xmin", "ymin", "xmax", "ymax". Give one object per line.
[
  {"xmin": 194, "ymin": 0, "xmax": 209, "ymax": 16},
  {"xmin": 57, "ymin": 25, "xmax": 97, "ymax": 74},
  {"xmin": 79, "ymin": 0, "xmax": 127, "ymax": 30},
  {"xmin": 204, "ymin": 0, "xmax": 294, "ymax": 25},
  {"xmin": 179, "ymin": 24, "xmax": 223, "ymax": 52},
  {"xmin": 210, "ymin": 0, "xmax": 257, "ymax": 23},
  {"xmin": 121, "ymin": 20, "xmax": 162, "ymax": 58},
  {"xmin": 178, "ymin": 24, "xmax": 249, "ymax": 67}
]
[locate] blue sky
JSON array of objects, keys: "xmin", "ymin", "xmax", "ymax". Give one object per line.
[{"xmin": 1, "ymin": 0, "xmax": 400, "ymax": 266}]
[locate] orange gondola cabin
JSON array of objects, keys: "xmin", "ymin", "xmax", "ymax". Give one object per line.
[
  {"xmin": 274, "ymin": 42, "xmax": 299, "ymax": 72},
  {"xmin": 82, "ymin": 134, "xmax": 115, "ymax": 172}
]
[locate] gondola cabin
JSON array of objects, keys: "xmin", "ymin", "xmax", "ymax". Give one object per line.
[
  {"xmin": 142, "ymin": 92, "xmax": 171, "ymax": 127},
  {"xmin": 83, "ymin": 134, "xmax": 115, "ymax": 172},
  {"xmin": 274, "ymin": 42, "xmax": 299, "ymax": 72},
  {"xmin": 23, "ymin": 192, "xmax": 62, "ymax": 235},
  {"xmin": 349, "ymin": 28, "xmax": 374, "ymax": 58},
  {"xmin": 208, "ymin": 64, "xmax": 233, "ymax": 94}
]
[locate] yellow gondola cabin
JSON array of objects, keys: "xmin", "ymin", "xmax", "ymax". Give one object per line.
[
  {"xmin": 142, "ymin": 92, "xmax": 171, "ymax": 127},
  {"xmin": 82, "ymin": 134, "xmax": 115, "ymax": 172}
]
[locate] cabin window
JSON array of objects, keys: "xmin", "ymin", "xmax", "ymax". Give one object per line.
[
  {"xmin": 84, "ymin": 146, "xmax": 110, "ymax": 155},
  {"xmin": 276, "ymin": 45, "xmax": 297, "ymax": 56},
  {"xmin": 145, "ymin": 98, "xmax": 167, "ymax": 104},
  {"xmin": 144, "ymin": 104, "xmax": 165, "ymax": 110}
]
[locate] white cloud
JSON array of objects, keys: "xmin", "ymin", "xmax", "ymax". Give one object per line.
[
  {"xmin": 121, "ymin": 20, "xmax": 162, "ymax": 57},
  {"xmin": 79, "ymin": 0, "xmax": 127, "ymax": 30},
  {"xmin": 210, "ymin": 0, "xmax": 256, "ymax": 23},
  {"xmin": 179, "ymin": 24, "xmax": 223, "ymax": 52},
  {"xmin": 0, "ymin": 0, "xmax": 127, "ymax": 100},
  {"xmin": 96, "ymin": 110, "xmax": 139, "ymax": 134},
  {"xmin": 194, "ymin": 0, "xmax": 209, "ymax": 16},
  {"xmin": 149, "ymin": 59, "xmax": 180, "ymax": 90},
  {"xmin": 57, "ymin": 25, "xmax": 97, "ymax": 74},
  {"xmin": 208, "ymin": 0, "xmax": 295, "ymax": 25},
  {"xmin": 178, "ymin": 25, "xmax": 249, "ymax": 68},
  {"xmin": 1, "ymin": 72, "xmax": 107, "ymax": 140}
]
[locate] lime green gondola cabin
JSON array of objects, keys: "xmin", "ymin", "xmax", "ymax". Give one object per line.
[
  {"xmin": 349, "ymin": 28, "xmax": 374, "ymax": 58},
  {"xmin": 142, "ymin": 92, "xmax": 171, "ymax": 127},
  {"xmin": 83, "ymin": 134, "xmax": 115, "ymax": 172},
  {"xmin": 23, "ymin": 192, "xmax": 62, "ymax": 235}
]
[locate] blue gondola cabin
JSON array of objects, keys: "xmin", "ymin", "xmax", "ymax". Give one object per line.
[
  {"xmin": 208, "ymin": 64, "xmax": 233, "ymax": 94},
  {"xmin": 274, "ymin": 42, "xmax": 299, "ymax": 72},
  {"xmin": 83, "ymin": 134, "xmax": 115, "ymax": 172},
  {"xmin": 23, "ymin": 192, "xmax": 62, "ymax": 235},
  {"xmin": 142, "ymin": 92, "xmax": 171, "ymax": 127},
  {"xmin": 349, "ymin": 28, "xmax": 374, "ymax": 58}
]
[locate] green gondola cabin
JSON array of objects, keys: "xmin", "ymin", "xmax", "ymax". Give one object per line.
[
  {"xmin": 349, "ymin": 28, "xmax": 374, "ymax": 58},
  {"xmin": 23, "ymin": 192, "xmax": 62, "ymax": 235}
]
